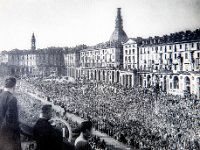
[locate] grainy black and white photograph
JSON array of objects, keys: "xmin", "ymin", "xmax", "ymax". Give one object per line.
[{"xmin": 0, "ymin": 0, "xmax": 200, "ymax": 150}]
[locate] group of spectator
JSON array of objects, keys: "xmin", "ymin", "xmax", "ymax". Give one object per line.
[
  {"xmin": 16, "ymin": 76, "xmax": 199, "ymax": 150},
  {"xmin": 0, "ymin": 77, "xmax": 104, "ymax": 150},
  {"xmin": 1, "ymin": 76, "xmax": 199, "ymax": 150}
]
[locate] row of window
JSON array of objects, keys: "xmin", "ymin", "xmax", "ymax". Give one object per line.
[
  {"xmin": 65, "ymin": 57, "xmax": 74, "ymax": 60},
  {"xmin": 141, "ymin": 52, "xmax": 200, "ymax": 61},
  {"xmin": 124, "ymin": 49, "xmax": 135, "ymax": 55},
  {"xmin": 140, "ymin": 60, "xmax": 200, "ymax": 71},
  {"xmin": 140, "ymin": 42, "xmax": 200, "ymax": 54},
  {"xmin": 12, "ymin": 56, "xmax": 35, "ymax": 60},
  {"xmin": 124, "ymin": 64, "xmax": 136, "ymax": 69},
  {"xmin": 81, "ymin": 53, "xmax": 115, "ymax": 58},
  {"xmin": 83, "ymin": 63, "xmax": 115, "ymax": 68},
  {"xmin": 124, "ymin": 56, "xmax": 135, "ymax": 62},
  {"xmin": 124, "ymin": 44, "xmax": 136, "ymax": 48},
  {"xmin": 81, "ymin": 55, "xmax": 115, "ymax": 60},
  {"xmin": 81, "ymin": 49, "xmax": 115, "ymax": 56}
]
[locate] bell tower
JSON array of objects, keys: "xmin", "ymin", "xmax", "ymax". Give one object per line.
[{"xmin": 31, "ymin": 33, "xmax": 36, "ymax": 50}]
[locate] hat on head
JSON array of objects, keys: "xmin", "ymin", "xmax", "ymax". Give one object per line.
[
  {"xmin": 5, "ymin": 77, "xmax": 16, "ymax": 88},
  {"xmin": 42, "ymin": 104, "xmax": 52, "ymax": 114}
]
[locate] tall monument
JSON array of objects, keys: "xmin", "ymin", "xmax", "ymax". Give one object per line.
[
  {"xmin": 110, "ymin": 8, "xmax": 128, "ymax": 43},
  {"xmin": 31, "ymin": 33, "xmax": 36, "ymax": 50}
]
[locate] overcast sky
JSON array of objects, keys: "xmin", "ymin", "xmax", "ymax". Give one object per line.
[{"xmin": 0, "ymin": 0, "xmax": 200, "ymax": 51}]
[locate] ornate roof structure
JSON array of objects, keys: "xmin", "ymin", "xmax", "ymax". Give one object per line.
[{"xmin": 110, "ymin": 8, "xmax": 128, "ymax": 43}]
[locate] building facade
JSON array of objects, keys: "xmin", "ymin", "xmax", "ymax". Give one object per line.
[
  {"xmin": 63, "ymin": 45, "xmax": 86, "ymax": 79},
  {"xmin": 0, "ymin": 34, "xmax": 65, "ymax": 77},
  {"xmin": 138, "ymin": 30, "xmax": 200, "ymax": 98},
  {"xmin": 79, "ymin": 42, "xmax": 123, "ymax": 85},
  {"xmin": 0, "ymin": 9, "xmax": 200, "ymax": 99},
  {"xmin": 78, "ymin": 8, "xmax": 132, "ymax": 86}
]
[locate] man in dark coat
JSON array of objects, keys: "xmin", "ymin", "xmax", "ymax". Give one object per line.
[
  {"xmin": 33, "ymin": 104, "xmax": 63, "ymax": 150},
  {"xmin": 0, "ymin": 77, "xmax": 22, "ymax": 150}
]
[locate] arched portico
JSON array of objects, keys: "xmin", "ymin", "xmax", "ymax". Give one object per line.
[{"xmin": 184, "ymin": 76, "xmax": 190, "ymax": 94}]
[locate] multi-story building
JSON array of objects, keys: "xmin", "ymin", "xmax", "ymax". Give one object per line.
[
  {"xmin": 123, "ymin": 38, "xmax": 138, "ymax": 70},
  {"xmin": 80, "ymin": 42, "xmax": 123, "ymax": 84},
  {"xmin": 78, "ymin": 8, "xmax": 135, "ymax": 86},
  {"xmin": 138, "ymin": 30, "xmax": 200, "ymax": 98},
  {"xmin": 0, "ymin": 51, "xmax": 9, "ymax": 64},
  {"xmin": 7, "ymin": 49, "xmax": 37, "ymax": 75},
  {"xmin": 121, "ymin": 38, "xmax": 143, "ymax": 86},
  {"xmin": 0, "ymin": 34, "xmax": 65, "ymax": 77},
  {"xmin": 0, "ymin": 51, "xmax": 9, "ymax": 75},
  {"xmin": 0, "ymin": 8, "xmax": 199, "ymax": 98},
  {"xmin": 63, "ymin": 45, "xmax": 87, "ymax": 78},
  {"xmin": 34, "ymin": 47, "xmax": 64, "ymax": 76},
  {"xmin": 80, "ymin": 42, "xmax": 122, "ymax": 69}
]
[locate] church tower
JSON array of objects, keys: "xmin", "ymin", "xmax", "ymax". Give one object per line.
[
  {"xmin": 31, "ymin": 33, "xmax": 36, "ymax": 50},
  {"xmin": 110, "ymin": 8, "xmax": 128, "ymax": 43}
]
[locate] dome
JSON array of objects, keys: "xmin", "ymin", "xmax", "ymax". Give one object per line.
[
  {"xmin": 110, "ymin": 29, "xmax": 128, "ymax": 43},
  {"xmin": 109, "ymin": 8, "xmax": 128, "ymax": 43}
]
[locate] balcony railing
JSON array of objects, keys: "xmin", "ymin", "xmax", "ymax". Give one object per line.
[{"xmin": 19, "ymin": 119, "xmax": 72, "ymax": 150}]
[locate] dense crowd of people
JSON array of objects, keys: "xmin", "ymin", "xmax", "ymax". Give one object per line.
[
  {"xmin": 14, "ymin": 76, "xmax": 199, "ymax": 150},
  {"xmin": 1, "ymin": 76, "xmax": 199, "ymax": 150},
  {"xmin": 7, "ymin": 77, "xmax": 108, "ymax": 150}
]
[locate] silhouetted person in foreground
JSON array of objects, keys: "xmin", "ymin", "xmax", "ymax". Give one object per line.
[
  {"xmin": 75, "ymin": 121, "xmax": 93, "ymax": 150},
  {"xmin": 33, "ymin": 104, "xmax": 63, "ymax": 150},
  {"xmin": 0, "ymin": 77, "xmax": 22, "ymax": 150}
]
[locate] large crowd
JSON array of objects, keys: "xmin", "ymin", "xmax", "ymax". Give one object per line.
[
  {"xmin": 15, "ymin": 76, "xmax": 199, "ymax": 150},
  {"xmin": 1, "ymin": 76, "xmax": 199, "ymax": 150}
]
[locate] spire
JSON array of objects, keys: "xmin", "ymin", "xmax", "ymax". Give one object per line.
[
  {"xmin": 31, "ymin": 33, "xmax": 36, "ymax": 50},
  {"xmin": 115, "ymin": 8, "xmax": 123, "ymax": 29},
  {"xmin": 110, "ymin": 8, "xmax": 128, "ymax": 43}
]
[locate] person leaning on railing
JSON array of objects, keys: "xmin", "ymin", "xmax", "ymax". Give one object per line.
[{"xmin": 33, "ymin": 104, "xmax": 63, "ymax": 150}]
